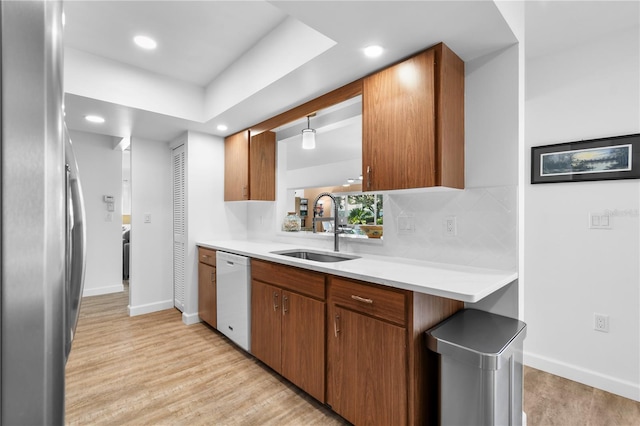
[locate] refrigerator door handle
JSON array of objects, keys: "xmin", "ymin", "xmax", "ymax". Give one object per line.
[{"xmin": 65, "ymin": 134, "xmax": 87, "ymax": 362}]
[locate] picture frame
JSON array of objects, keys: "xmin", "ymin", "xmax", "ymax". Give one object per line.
[{"xmin": 531, "ymin": 133, "xmax": 640, "ymax": 184}]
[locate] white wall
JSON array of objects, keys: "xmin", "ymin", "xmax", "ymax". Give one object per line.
[
  {"xmin": 524, "ymin": 26, "xmax": 640, "ymax": 401},
  {"xmin": 70, "ymin": 130, "xmax": 123, "ymax": 296},
  {"xmin": 129, "ymin": 137, "xmax": 173, "ymax": 315},
  {"xmin": 179, "ymin": 131, "xmax": 248, "ymax": 324}
]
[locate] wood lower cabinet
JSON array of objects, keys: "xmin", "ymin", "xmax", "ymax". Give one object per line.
[
  {"xmin": 251, "ymin": 280, "xmax": 281, "ymax": 370},
  {"xmin": 363, "ymin": 42, "xmax": 464, "ymax": 191},
  {"xmin": 327, "ymin": 276, "xmax": 464, "ymax": 425},
  {"xmin": 328, "ymin": 306, "xmax": 407, "ymax": 425},
  {"xmin": 197, "ymin": 247, "xmax": 216, "ymax": 327},
  {"xmin": 245, "ymin": 257, "xmax": 463, "ymax": 424},
  {"xmin": 281, "ymin": 290, "xmax": 325, "ymax": 400},
  {"xmin": 251, "ymin": 260, "xmax": 326, "ymax": 402}
]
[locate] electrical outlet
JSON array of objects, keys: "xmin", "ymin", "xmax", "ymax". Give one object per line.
[
  {"xmin": 594, "ymin": 313, "xmax": 609, "ymax": 333},
  {"xmin": 444, "ymin": 216, "xmax": 457, "ymax": 236}
]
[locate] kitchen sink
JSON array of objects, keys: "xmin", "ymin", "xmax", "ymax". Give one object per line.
[{"xmin": 270, "ymin": 249, "xmax": 359, "ymax": 263}]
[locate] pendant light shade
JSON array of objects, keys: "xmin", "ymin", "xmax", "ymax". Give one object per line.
[{"xmin": 302, "ymin": 115, "xmax": 316, "ymax": 150}]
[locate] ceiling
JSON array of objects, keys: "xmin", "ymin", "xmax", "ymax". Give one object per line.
[{"xmin": 62, "ymin": 1, "xmax": 639, "ymax": 144}]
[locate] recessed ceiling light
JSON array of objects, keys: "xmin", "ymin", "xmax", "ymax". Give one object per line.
[
  {"xmin": 85, "ymin": 115, "xmax": 105, "ymax": 124},
  {"xmin": 134, "ymin": 35, "xmax": 157, "ymax": 50},
  {"xmin": 217, "ymin": 124, "xmax": 228, "ymax": 132},
  {"xmin": 364, "ymin": 45, "xmax": 384, "ymax": 58}
]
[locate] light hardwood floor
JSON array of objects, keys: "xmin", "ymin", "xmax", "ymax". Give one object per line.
[{"xmin": 66, "ymin": 287, "xmax": 640, "ymax": 425}]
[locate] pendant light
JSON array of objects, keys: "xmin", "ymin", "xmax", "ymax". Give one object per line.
[{"xmin": 302, "ymin": 115, "xmax": 316, "ymax": 150}]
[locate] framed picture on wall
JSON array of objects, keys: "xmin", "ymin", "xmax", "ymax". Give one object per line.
[{"xmin": 531, "ymin": 133, "xmax": 640, "ymax": 184}]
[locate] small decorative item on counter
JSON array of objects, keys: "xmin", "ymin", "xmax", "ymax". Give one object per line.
[
  {"xmin": 359, "ymin": 224, "xmax": 383, "ymax": 238},
  {"xmin": 282, "ymin": 212, "xmax": 302, "ymax": 232}
]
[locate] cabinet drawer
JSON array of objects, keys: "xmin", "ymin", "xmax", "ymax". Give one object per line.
[
  {"xmin": 330, "ymin": 277, "xmax": 407, "ymax": 326},
  {"xmin": 252, "ymin": 259, "xmax": 325, "ymax": 300},
  {"xmin": 198, "ymin": 247, "xmax": 217, "ymax": 266}
]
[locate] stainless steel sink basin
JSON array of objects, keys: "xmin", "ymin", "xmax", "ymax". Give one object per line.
[{"xmin": 270, "ymin": 249, "xmax": 359, "ymax": 263}]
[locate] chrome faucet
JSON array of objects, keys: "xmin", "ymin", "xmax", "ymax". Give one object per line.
[{"xmin": 312, "ymin": 192, "xmax": 342, "ymax": 252}]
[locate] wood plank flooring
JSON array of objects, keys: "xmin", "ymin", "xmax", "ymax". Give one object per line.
[
  {"xmin": 66, "ymin": 286, "xmax": 640, "ymax": 425},
  {"xmin": 65, "ymin": 285, "xmax": 346, "ymax": 425},
  {"xmin": 524, "ymin": 367, "xmax": 640, "ymax": 425}
]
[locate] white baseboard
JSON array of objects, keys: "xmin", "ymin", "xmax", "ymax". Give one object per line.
[
  {"xmin": 182, "ymin": 311, "xmax": 201, "ymax": 325},
  {"xmin": 525, "ymin": 351, "xmax": 640, "ymax": 402},
  {"xmin": 83, "ymin": 283, "xmax": 124, "ymax": 297},
  {"xmin": 128, "ymin": 299, "xmax": 173, "ymax": 317}
]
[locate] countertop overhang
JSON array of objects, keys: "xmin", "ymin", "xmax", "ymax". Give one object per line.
[{"xmin": 197, "ymin": 239, "xmax": 517, "ymax": 303}]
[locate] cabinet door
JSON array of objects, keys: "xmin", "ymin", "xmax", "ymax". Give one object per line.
[
  {"xmin": 281, "ymin": 291, "xmax": 325, "ymax": 402},
  {"xmin": 357, "ymin": 313, "xmax": 407, "ymax": 425},
  {"xmin": 363, "ymin": 48, "xmax": 436, "ymax": 191},
  {"xmin": 198, "ymin": 262, "xmax": 216, "ymax": 327},
  {"xmin": 224, "ymin": 131, "xmax": 249, "ymax": 201},
  {"xmin": 327, "ymin": 306, "xmax": 407, "ymax": 425},
  {"xmin": 327, "ymin": 307, "xmax": 359, "ymax": 424},
  {"xmin": 249, "ymin": 131, "xmax": 276, "ymax": 201},
  {"xmin": 251, "ymin": 280, "xmax": 281, "ymax": 373}
]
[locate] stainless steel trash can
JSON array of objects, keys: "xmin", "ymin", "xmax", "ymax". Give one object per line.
[{"xmin": 426, "ymin": 309, "xmax": 527, "ymax": 426}]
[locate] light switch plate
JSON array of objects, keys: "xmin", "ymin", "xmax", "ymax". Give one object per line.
[
  {"xmin": 397, "ymin": 215, "xmax": 415, "ymax": 233},
  {"xmin": 589, "ymin": 213, "xmax": 612, "ymax": 229}
]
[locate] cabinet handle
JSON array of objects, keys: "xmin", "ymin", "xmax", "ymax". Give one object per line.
[
  {"xmin": 351, "ymin": 295, "xmax": 373, "ymax": 304},
  {"xmin": 366, "ymin": 165, "xmax": 371, "ymax": 190},
  {"xmin": 334, "ymin": 313, "xmax": 340, "ymax": 337},
  {"xmin": 272, "ymin": 292, "xmax": 279, "ymax": 311},
  {"xmin": 210, "ymin": 271, "xmax": 215, "ymax": 284},
  {"xmin": 242, "ymin": 185, "xmax": 248, "ymax": 199},
  {"xmin": 201, "ymin": 255, "xmax": 210, "ymax": 262},
  {"xmin": 282, "ymin": 295, "xmax": 288, "ymax": 315}
]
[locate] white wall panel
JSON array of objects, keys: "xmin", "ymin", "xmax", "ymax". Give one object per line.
[
  {"xmin": 70, "ymin": 130, "xmax": 123, "ymax": 296},
  {"xmin": 129, "ymin": 137, "xmax": 173, "ymax": 315},
  {"xmin": 524, "ymin": 25, "xmax": 640, "ymax": 401}
]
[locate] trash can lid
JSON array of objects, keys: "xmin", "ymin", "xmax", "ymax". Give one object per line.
[{"xmin": 426, "ymin": 309, "xmax": 526, "ymax": 369}]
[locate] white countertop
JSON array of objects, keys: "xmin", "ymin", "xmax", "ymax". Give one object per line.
[{"xmin": 197, "ymin": 239, "xmax": 517, "ymax": 303}]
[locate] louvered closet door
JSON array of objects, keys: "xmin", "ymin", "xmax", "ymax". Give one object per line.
[{"xmin": 172, "ymin": 145, "xmax": 186, "ymax": 312}]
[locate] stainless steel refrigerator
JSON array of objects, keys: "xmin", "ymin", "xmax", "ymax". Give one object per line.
[{"xmin": 1, "ymin": 1, "xmax": 86, "ymax": 424}]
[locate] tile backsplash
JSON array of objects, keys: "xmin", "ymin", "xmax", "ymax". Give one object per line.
[
  {"xmin": 381, "ymin": 185, "xmax": 517, "ymax": 270},
  {"xmin": 248, "ymin": 185, "xmax": 518, "ymax": 271}
]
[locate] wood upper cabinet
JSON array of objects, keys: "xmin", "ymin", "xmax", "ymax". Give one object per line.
[
  {"xmin": 363, "ymin": 42, "xmax": 464, "ymax": 192},
  {"xmin": 250, "ymin": 260, "xmax": 326, "ymax": 402},
  {"xmin": 248, "ymin": 131, "xmax": 276, "ymax": 201},
  {"xmin": 224, "ymin": 130, "xmax": 275, "ymax": 201},
  {"xmin": 224, "ymin": 131, "xmax": 249, "ymax": 201},
  {"xmin": 197, "ymin": 247, "xmax": 217, "ymax": 328}
]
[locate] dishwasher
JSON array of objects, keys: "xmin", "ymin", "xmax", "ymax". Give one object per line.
[{"xmin": 216, "ymin": 251, "xmax": 251, "ymax": 352}]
